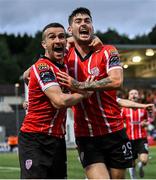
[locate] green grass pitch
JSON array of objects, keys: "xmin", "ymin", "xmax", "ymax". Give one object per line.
[{"xmin": 0, "ymin": 146, "xmax": 156, "ymax": 179}]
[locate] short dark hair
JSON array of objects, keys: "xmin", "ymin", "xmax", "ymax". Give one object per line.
[
  {"xmin": 68, "ymin": 7, "xmax": 92, "ymax": 25},
  {"xmin": 42, "ymin": 22, "xmax": 65, "ymax": 40}
]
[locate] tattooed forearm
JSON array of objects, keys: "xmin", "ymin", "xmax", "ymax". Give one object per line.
[
  {"xmin": 83, "ymin": 78, "xmax": 112, "ymax": 90},
  {"xmin": 72, "ymin": 77, "xmax": 112, "ymax": 90},
  {"xmin": 71, "ymin": 79, "xmax": 82, "ymax": 89}
]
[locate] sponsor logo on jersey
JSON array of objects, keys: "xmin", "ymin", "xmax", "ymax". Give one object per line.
[
  {"xmin": 37, "ymin": 63, "xmax": 49, "ymax": 71},
  {"xmin": 130, "ymin": 121, "xmax": 140, "ymax": 125}
]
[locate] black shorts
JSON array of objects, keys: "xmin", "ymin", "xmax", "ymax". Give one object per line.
[
  {"xmin": 130, "ymin": 138, "xmax": 149, "ymax": 160},
  {"xmin": 18, "ymin": 131, "xmax": 67, "ymax": 179},
  {"xmin": 76, "ymin": 129, "xmax": 133, "ymax": 169}
]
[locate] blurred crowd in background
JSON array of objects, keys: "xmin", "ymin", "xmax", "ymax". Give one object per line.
[{"xmin": 118, "ymin": 88, "xmax": 156, "ymax": 143}]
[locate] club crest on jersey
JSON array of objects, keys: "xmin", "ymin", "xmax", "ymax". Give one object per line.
[
  {"xmin": 25, "ymin": 159, "xmax": 32, "ymax": 170},
  {"xmin": 37, "ymin": 63, "xmax": 49, "ymax": 71},
  {"xmin": 90, "ymin": 67, "xmax": 100, "ymax": 76}
]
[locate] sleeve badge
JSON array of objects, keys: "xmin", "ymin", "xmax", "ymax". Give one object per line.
[{"xmin": 37, "ymin": 63, "xmax": 49, "ymax": 71}]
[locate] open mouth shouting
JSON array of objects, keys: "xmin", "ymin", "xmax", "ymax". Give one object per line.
[
  {"xmin": 53, "ymin": 46, "xmax": 64, "ymax": 53},
  {"xmin": 79, "ymin": 28, "xmax": 90, "ymax": 39},
  {"xmin": 52, "ymin": 46, "xmax": 65, "ymax": 59}
]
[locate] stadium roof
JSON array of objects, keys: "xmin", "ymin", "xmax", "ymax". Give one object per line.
[{"xmin": 116, "ymin": 44, "xmax": 156, "ymax": 69}]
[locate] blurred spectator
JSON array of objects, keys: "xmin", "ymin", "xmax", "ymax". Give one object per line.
[
  {"xmin": 7, "ymin": 136, "xmax": 18, "ymax": 152},
  {"xmin": 118, "ymin": 87, "xmax": 156, "ymax": 130}
]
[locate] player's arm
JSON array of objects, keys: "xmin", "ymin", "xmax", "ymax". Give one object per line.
[
  {"xmin": 23, "ymin": 67, "xmax": 31, "ymax": 85},
  {"xmin": 117, "ymin": 98, "xmax": 154, "ymax": 109},
  {"xmin": 57, "ymin": 68, "xmax": 123, "ymax": 91},
  {"xmin": 57, "ymin": 45, "xmax": 123, "ymax": 91},
  {"xmin": 77, "ymin": 68, "xmax": 123, "ymax": 90},
  {"xmin": 44, "ymin": 85, "xmax": 91, "ymax": 109}
]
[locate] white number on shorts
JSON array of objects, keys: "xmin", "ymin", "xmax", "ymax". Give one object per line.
[
  {"xmin": 144, "ymin": 143, "xmax": 148, "ymax": 151},
  {"xmin": 122, "ymin": 142, "xmax": 132, "ymax": 159}
]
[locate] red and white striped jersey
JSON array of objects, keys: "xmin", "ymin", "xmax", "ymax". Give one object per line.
[
  {"xmin": 122, "ymin": 107, "xmax": 148, "ymax": 140},
  {"xmin": 21, "ymin": 56, "xmax": 68, "ymax": 138},
  {"xmin": 66, "ymin": 45, "xmax": 124, "ymax": 137}
]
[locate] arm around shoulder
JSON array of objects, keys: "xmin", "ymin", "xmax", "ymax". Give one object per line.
[
  {"xmin": 44, "ymin": 85, "xmax": 87, "ymax": 109},
  {"xmin": 23, "ymin": 67, "xmax": 31, "ymax": 85},
  {"xmin": 118, "ymin": 98, "xmax": 154, "ymax": 109}
]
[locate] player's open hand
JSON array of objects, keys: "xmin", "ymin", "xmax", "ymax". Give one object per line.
[
  {"xmin": 23, "ymin": 100, "xmax": 28, "ymax": 110},
  {"xmin": 145, "ymin": 104, "xmax": 154, "ymax": 112},
  {"xmin": 56, "ymin": 71, "xmax": 76, "ymax": 90},
  {"xmin": 66, "ymin": 36, "xmax": 75, "ymax": 49}
]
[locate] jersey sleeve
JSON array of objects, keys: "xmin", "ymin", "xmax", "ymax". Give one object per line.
[
  {"xmin": 121, "ymin": 108, "xmax": 126, "ymax": 119},
  {"xmin": 104, "ymin": 45, "xmax": 122, "ymax": 73},
  {"xmin": 32, "ymin": 62, "xmax": 59, "ymax": 91}
]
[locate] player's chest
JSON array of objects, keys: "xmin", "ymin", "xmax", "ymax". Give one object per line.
[
  {"xmin": 67, "ymin": 53, "xmax": 107, "ymax": 80},
  {"xmin": 125, "ymin": 109, "xmax": 145, "ymax": 120}
]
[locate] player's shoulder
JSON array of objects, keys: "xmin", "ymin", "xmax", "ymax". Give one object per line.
[
  {"xmin": 36, "ymin": 55, "xmax": 50, "ymax": 64},
  {"xmin": 34, "ymin": 56, "xmax": 51, "ymax": 71},
  {"xmin": 66, "ymin": 47, "xmax": 75, "ymax": 55},
  {"xmin": 100, "ymin": 45, "xmax": 119, "ymax": 55}
]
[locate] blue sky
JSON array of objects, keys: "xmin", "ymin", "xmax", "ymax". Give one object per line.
[{"xmin": 0, "ymin": 0, "xmax": 155, "ymax": 38}]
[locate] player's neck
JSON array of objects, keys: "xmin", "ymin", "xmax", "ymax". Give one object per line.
[
  {"xmin": 44, "ymin": 53, "xmax": 64, "ymax": 65},
  {"xmin": 75, "ymin": 42, "xmax": 91, "ymax": 58}
]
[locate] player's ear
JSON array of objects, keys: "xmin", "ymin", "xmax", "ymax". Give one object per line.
[
  {"xmin": 67, "ymin": 26, "xmax": 72, "ymax": 36},
  {"xmin": 41, "ymin": 40, "xmax": 47, "ymax": 49}
]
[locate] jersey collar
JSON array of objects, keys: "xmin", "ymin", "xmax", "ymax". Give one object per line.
[
  {"xmin": 75, "ymin": 48, "xmax": 93, "ymax": 62},
  {"xmin": 40, "ymin": 55, "xmax": 65, "ymax": 69}
]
